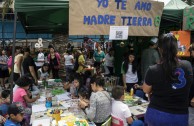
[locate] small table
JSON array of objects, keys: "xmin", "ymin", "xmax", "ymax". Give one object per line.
[
  {"xmin": 129, "ymin": 103, "xmax": 149, "ymax": 118},
  {"xmin": 124, "ymin": 95, "xmax": 149, "ymax": 118}
]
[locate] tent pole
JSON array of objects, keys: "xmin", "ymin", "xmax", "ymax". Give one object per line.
[{"xmin": 10, "ymin": 12, "xmax": 17, "ymax": 103}]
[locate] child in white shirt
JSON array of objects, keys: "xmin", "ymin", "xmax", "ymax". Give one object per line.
[
  {"xmin": 112, "ymin": 86, "xmax": 133, "ymax": 126},
  {"xmin": 111, "ymin": 86, "xmax": 144, "ymax": 126}
]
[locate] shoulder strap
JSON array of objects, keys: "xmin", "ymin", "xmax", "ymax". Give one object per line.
[{"xmin": 101, "ymin": 91, "xmax": 111, "ymax": 103}]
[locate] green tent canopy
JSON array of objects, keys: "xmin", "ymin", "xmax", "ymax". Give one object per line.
[
  {"xmin": 160, "ymin": 0, "xmax": 189, "ymax": 31},
  {"xmin": 162, "ymin": 0, "xmax": 189, "ymax": 22},
  {"xmin": 15, "ymin": 0, "xmax": 69, "ymax": 33}
]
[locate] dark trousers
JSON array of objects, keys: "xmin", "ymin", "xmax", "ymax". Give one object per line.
[
  {"xmin": 52, "ymin": 68, "xmax": 59, "ymax": 79},
  {"xmin": 145, "ymin": 107, "xmax": 188, "ymax": 126},
  {"xmin": 126, "ymin": 83, "xmax": 136, "ymax": 93},
  {"xmin": 95, "ymin": 122, "xmax": 104, "ymax": 126},
  {"xmin": 65, "ymin": 65, "xmax": 74, "ymax": 82},
  {"xmin": 94, "ymin": 61, "xmax": 101, "ymax": 68},
  {"xmin": 107, "ymin": 66, "xmax": 114, "ymax": 76},
  {"xmin": 13, "ymin": 73, "xmax": 20, "ymax": 82}
]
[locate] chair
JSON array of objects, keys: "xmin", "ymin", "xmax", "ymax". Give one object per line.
[
  {"xmin": 101, "ymin": 116, "xmax": 112, "ymax": 126},
  {"xmin": 111, "ymin": 115, "xmax": 124, "ymax": 126}
]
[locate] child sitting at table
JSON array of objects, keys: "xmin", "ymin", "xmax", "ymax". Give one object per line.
[
  {"xmin": 70, "ymin": 77, "xmax": 84, "ymax": 98},
  {"xmin": 111, "ymin": 86, "xmax": 144, "ymax": 126},
  {"xmin": 13, "ymin": 75, "xmax": 40, "ymax": 114},
  {"xmin": 13, "ymin": 73, "xmax": 40, "ymax": 96},
  {"xmin": 38, "ymin": 63, "xmax": 52, "ymax": 80},
  {"xmin": 4, "ymin": 103, "xmax": 25, "ymax": 126},
  {"xmin": 78, "ymin": 88, "xmax": 90, "ymax": 104},
  {"xmin": 0, "ymin": 90, "xmax": 10, "ymax": 118},
  {"xmin": 64, "ymin": 76, "xmax": 83, "ymax": 98},
  {"xmin": 83, "ymin": 71, "xmax": 92, "ymax": 92}
]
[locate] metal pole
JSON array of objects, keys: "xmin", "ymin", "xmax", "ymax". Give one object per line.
[
  {"xmin": 2, "ymin": 14, "xmax": 5, "ymax": 49},
  {"xmin": 10, "ymin": 12, "xmax": 17, "ymax": 103}
]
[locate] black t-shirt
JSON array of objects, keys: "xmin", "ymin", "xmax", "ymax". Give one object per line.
[
  {"xmin": 145, "ymin": 60, "xmax": 193, "ymax": 114},
  {"xmin": 189, "ymin": 62, "xmax": 194, "ymax": 105},
  {"xmin": 189, "ymin": 81, "xmax": 194, "ymax": 103},
  {"xmin": 22, "ymin": 56, "xmax": 38, "ymax": 78}
]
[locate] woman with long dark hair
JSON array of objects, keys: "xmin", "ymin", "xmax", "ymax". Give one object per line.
[
  {"xmin": 48, "ymin": 46, "xmax": 61, "ymax": 79},
  {"xmin": 79, "ymin": 77, "xmax": 111, "ymax": 126},
  {"xmin": 143, "ymin": 33, "xmax": 193, "ymax": 126},
  {"xmin": 121, "ymin": 52, "xmax": 138, "ymax": 92}
]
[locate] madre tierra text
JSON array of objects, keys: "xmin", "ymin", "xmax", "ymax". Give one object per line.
[{"xmin": 83, "ymin": 0, "xmax": 153, "ymax": 26}]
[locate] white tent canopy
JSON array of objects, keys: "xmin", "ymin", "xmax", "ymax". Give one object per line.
[{"xmin": 152, "ymin": 0, "xmax": 171, "ymax": 5}]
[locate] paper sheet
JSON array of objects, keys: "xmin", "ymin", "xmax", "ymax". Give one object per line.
[
  {"xmin": 56, "ymin": 93, "xmax": 71, "ymax": 101},
  {"xmin": 33, "ymin": 119, "xmax": 51, "ymax": 126},
  {"xmin": 37, "ymin": 96, "xmax": 46, "ymax": 102},
  {"xmin": 32, "ymin": 104, "xmax": 47, "ymax": 113},
  {"xmin": 60, "ymin": 101, "xmax": 71, "ymax": 109}
]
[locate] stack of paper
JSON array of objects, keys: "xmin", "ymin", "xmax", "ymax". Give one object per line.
[
  {"xmin": 32, "ymin": 104, "xmax": 47, "ymax": 113},
  {"xmin": 33, "ymin": 119, "xmax": 51, "ymax": 126},
  {"xmin": 56, "ymin": 93, "xmax": 71, "ymax": 101}
]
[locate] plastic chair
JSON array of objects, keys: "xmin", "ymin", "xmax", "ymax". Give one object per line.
[
  {"xmin": 101, "ymin": 116, "xmax": 112, "ymax": 126},
  {"xmin": 111, "ymin": 115, "xmax": 124, "ymax": 126}
]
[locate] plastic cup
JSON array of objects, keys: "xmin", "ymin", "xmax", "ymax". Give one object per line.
[
  {"xmin": 66, "ymin": 121, "xmax": 74, "ymax": 126},
  {"xmin": 52, "ymin": 113, "xmax": 61, "ymax": 125}
]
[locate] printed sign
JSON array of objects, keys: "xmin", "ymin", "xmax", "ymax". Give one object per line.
[
  {"xmin": 109, "ymin": 26, "xmax": 129, "ymax": 40},
  {"xmin": 69, "ymin": 0, "xmax": 164, "ymax": 36}
]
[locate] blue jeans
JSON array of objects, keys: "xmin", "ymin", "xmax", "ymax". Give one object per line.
[
  {"xmin": 65, "ymin": 65, "xmax": 74, "ymax": 82},
  {"xmin": 145, "ymin": 107, "xmax": 188, "ymax": 126},
  {"xmin": 130, "ymin": 120, "xmax": 144, "ymax": 126}
]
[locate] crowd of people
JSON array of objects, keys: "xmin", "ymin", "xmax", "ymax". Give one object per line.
[{"xmin": 0, "ymin": 33, "xmax": 193, "ymax": 126}]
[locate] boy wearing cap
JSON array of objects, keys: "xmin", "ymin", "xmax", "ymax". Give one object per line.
[{"xmin": 4, "ymin": 104, "xmax": 24, "ymax": 126}]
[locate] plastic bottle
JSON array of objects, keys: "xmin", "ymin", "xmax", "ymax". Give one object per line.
[
  {"xmin": 130, "ymin": 88, "xmax": 134, "ymax": 96},
  {"xmin": 70, "ymin": 84, "xmax": 74, "ymax": 97},
  {"xmin": 45, "ymin": 56, "xmax": 48, "ymax": 63},
  {"xmin": 42, "ymin": 78, "xmax": 46, "ymax": 88}
]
